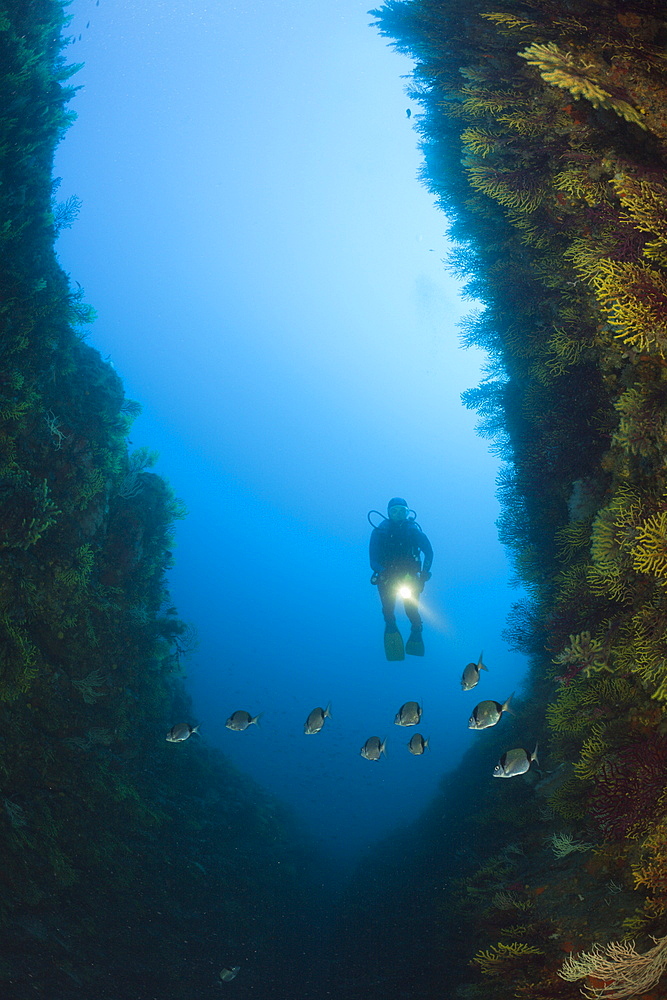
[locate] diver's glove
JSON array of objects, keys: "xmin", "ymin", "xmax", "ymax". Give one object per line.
[{"xmin": 370, "ymin": 572, "xmax": 380, "ymax": 585}]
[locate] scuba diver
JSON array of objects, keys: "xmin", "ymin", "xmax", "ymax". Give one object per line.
[{"xmin": 368, "ymin": 498, "xmax": 433, "ymax": 661}]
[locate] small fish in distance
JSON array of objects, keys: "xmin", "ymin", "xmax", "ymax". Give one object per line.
[
  {"xmin": 166, "ymin": 723, "xmax": 200, "ymax": 742},
  {"xmin": 225, "ymin": 710, "xmax": 261, "ymax": 731},
  {"xmin": 461, "ymin": 651, "xmax": 488, "ymax": 691},
  {"xmin": 304, "ymin": 703, "xmax": 332, "ymax": 734},
  {"xmin": 220, "ymin": 966, "xmax": 240, "ymax": 982},
  {"xmin": 468, "ymin": 693, "xmax": 514, "ymax": 730},
  {"xmin": 395, "ymin": 701, "xmax": 422, "ymax": 726},
  {"xmin": 407, "ymin": 733, "xmax": 429, "ymax": 755},
  {"xmin": 494, "ymin": 744, "xmax": 538, "ymax": 778},
  {"xmin": 361, "ymin": 736, "xmax": 387, "ymax": 761}
]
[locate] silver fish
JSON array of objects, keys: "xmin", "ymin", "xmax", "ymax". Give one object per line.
[
  {"xmin": 304, "ymin": 702, "xmax": 332, "ymax": 734},
  {"xmin": 361, "ymin": 736, "xmax": 387, "ymax": 761},
  {"xmin": 394, "ymin": 701, "xmax": 422, "ymax": 726},
  {"xmin": 408, "ymin": 733, "xmax": 429, "ymax": 755},
  {"xmin": 534, "ymin": 761, "xmax": 573, "ymax": 798},
  {"xmin": 165, "ymin": 723, "xmax": 200, "ymax": 742},
  {"xmin": 461, "ymin": 651, "xmax": 488, "ymax": 691},
  {"xmin": 493, "ymin": 743, "xmax": 538, "ymax": 778},
  {"xmin": 220, "ymin": 966, "xmax": 240, "ymax": 982},
  {"xmin": 468, "ymin": 692, "xmax": 514, "ymax": 730},
  {"xmin": 225, "ymin": 710, "xmax": 261, "ymax": 731}
]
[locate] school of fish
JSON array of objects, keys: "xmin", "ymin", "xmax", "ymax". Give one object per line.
[
  {"xmin": 166, "ymin": 650, "xmax": 538, "ymax": 781},
  {"xmin": 166, "ymin": 647, "xmax": 540, "ymax": 983}
]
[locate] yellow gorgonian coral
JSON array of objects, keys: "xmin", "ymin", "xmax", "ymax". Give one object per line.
[
  {"xmin": 460, "ymin": 126, "xmax": 504, "ymax": 158},
  {"xmin": 574, "ymin": 723, "xmax": 611, "ymax": 780},
  {"xmin": 592, "ymin": 261, "xmax": 667, "ymax": 355},
  {"xmin": 546, "ymin": 326, "xmax": 590, "ymax": 376},
  {"xmin": 632, "ymin": 817, "xmax": 667, "ymax": 897},
  {"xmin": 586, "ymin": 565, "xmax": 633, "ymax": 603},
  {"xmin": 609, "ymin": 269, "xmax": 667, "ymax": 351},
  {"xmin": 505, "ymin": 209, "xmax": 553, "ymax": 248},
  {"xmin": 480, "ymin": 12, "xmax": 537, "ymax": 32},
  {"xmin": 612, "ymin": 386, "xmax": 667, "ymax": 458},
  {"xmin": 555, "ymin": 519, "xmax": 593, "ymax": 563},
  {"xmin": 613, "ymin": 606, "xmax": 667, "ymax": 690},
  {"xmin": 611, "ymin": 171, "xmax": 667, "ymax": 267},
  {"xmin": 519, "ymin": 42, "xmax": 647, "ymax": 129},
  {"xmin": 553, "ymin": 166, "xmax": 607, "ymax": 208},
  {"xmin": 590, "ymin": 497, "xmax": 637, "ymax": 574},
  {"xmin": 466, "ymin": 164, "xmax": 545, "ymax": 213},
  {"xmin": 553, "ymin": 631, "xmax": 608, "ymax": 674},
  {"xmin": 632, "ymin": 510, "xmax": 667, "ymax": 580},
  {"xmin": 587, "ymin": 491, "xmax": 645, "ymax": 601},
  {"xmin": 563, "ymin": 231, "xmax": 621, "ymax": 284},
  {"xmin": 473, "ymin": 941, "xmax": 543, "ymax": 975}
]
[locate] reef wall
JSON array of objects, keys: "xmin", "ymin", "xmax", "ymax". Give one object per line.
[
  {"xmin": 363, "ymin": 1, "xmax": 667, "ymax": 998},
  {"xmin": 0, "ymin": 3, "xmax": 314, "ymax": 996}
]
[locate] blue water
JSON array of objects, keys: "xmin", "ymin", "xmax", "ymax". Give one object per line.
[{"xmin": 55, "ymin": 0, "xmax": 528, "ymax": 866}]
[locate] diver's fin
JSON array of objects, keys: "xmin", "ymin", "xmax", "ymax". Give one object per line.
[
  {"xmin": 384, "ymin": 626, "xmax": 405, "ymax": 661},
  {"xmin": 405, "ymin": 629, "xmax": 425, "ymax": 657}
]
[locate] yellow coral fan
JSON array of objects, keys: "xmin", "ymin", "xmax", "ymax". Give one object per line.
[
  {"xmin": 505, "ymin": 209, "xmax": 553, "ymax": 248},
  {"xmin": 545, "ymin": 326, "xmax": 590, "ymax": 376},
  {"xmin": 612, "ymin": 601, "xmax": 667, "ymax": 695},
  {"xmin": 466, "ymin": 164, "xmax": 545, "ymax": 213},
  {"xmin": 611, "ymin": 171, "xmax": 667, "ymax": 267},
  {"xmin": 632, "ymin": 818, "xmax": 667, "ymax": 906},
  {"xmin": 612, "ymin": 386, "xmax": 667, "ymax": 459},
  {"xmin": 553, "ymin": 631, "xmax": 608, "ymax": 675},
  {"xmin": 473, "ymin": 941, "xmax": 543, "ymax": 976},
  {"xmin": 592, "ymin": 261, "xmax": 667, "ymax": 355},
  {"xmin": 553, "ymin": 166, "xmax": 607, "ymax": 208},
  {"xmin": 564, "ymin": 234, "xmax": 615, "ymax": 285},
  {"xmin": 574, "ymin": 723, "xmax": 611, "ymax": 779},
  {"xmin": 460, "ymin": 126, "xmax": 505, "ymax": 158},
  {"xmin": 632, "ymin": 510, "xmax": 667, "ymax": 580},
  {"xmin": 479, "ymin": 12, "xmax": 537, "ymax": 33},
  {"xmin": 590, "ymin": 487, "xmax": 643, "ymax": 574},
  {"xmin": 555, "ymin": 520, "xmax": 593, "ymax": 563},
  {"xmin": 460, "ymin": 85, "xmax": 533, "ymax": 117},
  {"xmin": 547, "ymin": 675, "xmax": 634, "ymax": 734},
  {"xmin": 519, "ymin": 42, "xmax": 648, "ymax": 129}
]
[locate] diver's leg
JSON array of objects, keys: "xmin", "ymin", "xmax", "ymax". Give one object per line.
[
  {"xmin": 378, "ymin": 575, "xmax": 404, "ymax": 660},
  {"xmin": 402, "ymin": 570, "xmax": 423, "ymax": 630},
  {"xmin": 404, "ymin": 575, "xmax": 424, "ymax": 656},
  {"xmin": 404, "ymin": 600, "xmax": 423, "ymax": 631},
  {"xmin": 378, "ymin": 576, "xmax": 397, "ymax": 625}
]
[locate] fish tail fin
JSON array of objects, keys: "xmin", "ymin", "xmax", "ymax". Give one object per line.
[
  {"xmin": 381, "ymin": 738, "xmax": 388, "ymax": 758},
  {"xmin": 479, "ymin": 650, "xmax": 488, "ymax": 671},
  {"xmin": 424, "ymin": 737, "xmax": 430, "ymax": 750},
  {"xmin": 252, "ymin": 713, "xmax": 263, "ymax": 727},
  {"xmin": 503, "ymin": 692, "xmax": 515, "ymax": 715},
  {"xmin": 324, "ymin": 702, "xmax": 332, "ymax": 719},
  {"xmin": 531, "ymin": 742, "xmax": 539, "ymax": 765}
]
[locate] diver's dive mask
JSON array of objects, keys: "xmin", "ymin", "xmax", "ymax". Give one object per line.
[{"xmin": 388, "ymin": 504, "xmax": 409, "ymax": 522}]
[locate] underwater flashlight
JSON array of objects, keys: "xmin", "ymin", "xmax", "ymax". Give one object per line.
[{"xmin": 398, "ymin": 585, "xmax": 413, "ymax": 600}]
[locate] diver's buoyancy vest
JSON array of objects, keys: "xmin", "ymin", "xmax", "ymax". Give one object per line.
[{"xmin": 380, "ymin": 521, "xmax": 421, "ymax": 569}]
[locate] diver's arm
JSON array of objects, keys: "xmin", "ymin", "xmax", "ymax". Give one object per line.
[{"xmin": 419, "ymin": 531, "xmax": 433, "ymax": 573}]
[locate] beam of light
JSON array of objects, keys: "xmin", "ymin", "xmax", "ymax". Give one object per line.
[
  {"xmin": 412, "ymin": 595, "xmax": 451, "ymax": 633},
  {"xmin": 397, "ymin": 584, "xmax": 413, "ymax": 600}
]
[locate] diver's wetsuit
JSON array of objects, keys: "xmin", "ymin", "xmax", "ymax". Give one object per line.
[{"xmin": 369, "ymin": 519, "xmax": 433, "ymax": 630}]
